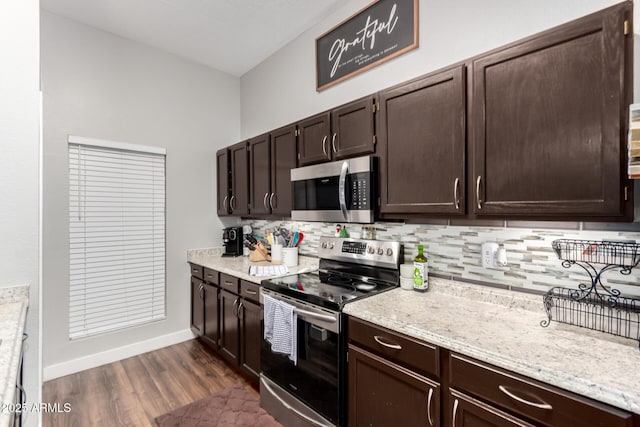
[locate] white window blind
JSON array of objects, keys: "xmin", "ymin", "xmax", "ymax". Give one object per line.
[{"xmin": 68, "ymin": 136, "xmax": 166, "ymax": 340}]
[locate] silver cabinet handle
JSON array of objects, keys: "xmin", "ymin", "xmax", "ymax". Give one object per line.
[
  {"xmin": 260, "ymin": 377, "xmax": 332, "ymax": 427},
  {"xmin": 223, "ymin": 195, "xmax": 228, "ymax": 212},
  {"xmin": 373, "ymin": 335, "xmax": 402, "ymax": 350},
  {"xmin": 230, "ymin": 195, "xmax": 236, "ymax": 212},
  {"xmin": 199, "ymin": 283, "xmax": 204, "ymax": 299},
  {"xmin": 331, "ymin": 133, "xmax": 337, "ymax": 153},
  {"xmin": 476, "ymin": 175, "xmax": 482, "ymax": 210},
  {"xmin": 453, "ymin": 177, "xmax": 460, "ymax": 210},
  {"xmin": 498, "ymin": 385, "xmax": 553, "ymax": 410},
  {"xmin": 263, "ymin": 192, "xmax": 269, "ymax": 210},
  {"xmin": 233, "ymin": 297, "xmax": 239, "ymax": 317},
  {"xmin": 321, "ymin": 135, "xmax": 328, "ymax": 156},
  {"xmin": 246, "ymin": 289, "xmax": 258, "ymax": 295},
  {"xmin": 452, "ymin": 398, "xmax": 459, "ymax": 426},
  {"xmin": 269, "ymin": 193, "xmax": 276, "ymax": 209},
  {"xmin": 427, "ymin": 388, "xmax": 434, "ymax": 427},
  {"xmin": 238, "ymin": 301, "xmax": 244, "ymax": 319}
]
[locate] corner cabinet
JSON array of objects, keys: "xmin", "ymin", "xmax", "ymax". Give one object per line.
[
  {"xmin": 471, "ymin": 2, "xmax": 633, "ymax": 219},
  {"xmin": 378, "ymin": 65, "xmax": 466, "ymax": 216},
  {"xmin": 298, "ymin": 96, "xmax": 376, "ymax": 166},
  {"xmin": 216, "ymin": 149, "xmax": 230, "ymax": 216}
]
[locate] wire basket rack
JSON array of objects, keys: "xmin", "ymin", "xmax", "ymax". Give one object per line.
[{"xmin": 541, "ymin": 239, "xmax": 640, "ymax": 347}]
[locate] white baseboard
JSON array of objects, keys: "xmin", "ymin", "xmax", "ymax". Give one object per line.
[{"xmin": 43, "ymin": 329, "xmax": 195, "ymax": 381}]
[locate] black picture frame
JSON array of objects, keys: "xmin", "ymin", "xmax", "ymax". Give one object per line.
[{"xmin": 315, "ymin": 0, "xmax": 419, "ymax": 91}]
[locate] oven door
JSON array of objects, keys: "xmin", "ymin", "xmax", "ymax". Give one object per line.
[
  {"xmin": 260, "ymin": 289, "xmax": 344, "ymax": 426},
  {"xmin": 290, "ymin": 155, "xmax": 375, "ymax": 224}
]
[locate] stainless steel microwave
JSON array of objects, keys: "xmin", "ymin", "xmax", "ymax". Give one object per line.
[{"xmin": 290, "ymin": 155, "xmax": 376, "ymax": 223}]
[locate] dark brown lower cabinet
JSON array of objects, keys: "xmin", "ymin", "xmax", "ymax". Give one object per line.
[
  {"xmin": 219, "ymin": 288, "xmax": 240, "ymax": 363},
  {"xmin": 202, "ymin": 283, "xmax": 219, "ymax": 348},
  {"xmin": 450, "ymin": 389, "xmax": 534, "ymax": 427},
  {"xmin": 239, "ymin": 298, "xmax": 261, "ymax": 380},
  {"xmin": 348, "ymin": 344, "xmax": 440, "ymax": 427}
]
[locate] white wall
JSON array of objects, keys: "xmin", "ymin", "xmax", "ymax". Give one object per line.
[
  {"xmin": 241, "ymin": 0, "xmax": 622, "ymax": 138},
  {"xmin": 41, "ymin": 11, "xmax": 240, "ymax": 377},
  {"xmin": 0, "ymin": 1, "xmax": 41, "ymax": 426}
]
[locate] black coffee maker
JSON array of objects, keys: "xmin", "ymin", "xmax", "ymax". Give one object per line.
[{"xmin": 222, "ymin": 226, "xmax": 243, "ymax": 257}]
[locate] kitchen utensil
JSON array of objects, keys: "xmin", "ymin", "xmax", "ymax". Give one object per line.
[{"xmin": 295, "ymin": 232, "xmax": 304, "ymax": 247}]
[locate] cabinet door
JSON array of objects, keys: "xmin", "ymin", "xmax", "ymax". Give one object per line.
[
  {"xmin": 190, "ymin": 277, "xmax": 204, "ymax": 336},
  {"xmin": 219, "ymin": 289, "xmax": 240, "ymax": 363},
  {"xmin": 451, "ymin": 389, "xmax": 535, "ymax": 427},
  {"xmin": 331, "ymin": 96, "xmax": 376, "ymax": 160},
  {"xmin": 270, "ymin": 124, "xmax": 297, "ymax": 216},
  {"xmin": 239, "ymin": 298, "xmax": 262, "ymax": 382},
  {"xmin": 216, "ymin": 149, "xmax": 230, "ymax": 216},
  {"xmin": 472, "ymin": 4, "xmax": 631, "ymax": 219},
  {"xmin": 249, "ymin": 133, "xmax": 271, "ymax": 215},
  {"xmin": 202, "ymin": 283, "xmax": 219, "ymax": 348},
  {"xmin": 348, "ymin": 344, "xmax": 440, "ymax": 427},
  {"xmin": 378, "ymin": 65, "xmax": 466, "ymax": 215},
  {"xmin": 298, "ymin": 112, "xmax": 331, "ymax": 166},
  {"xmin": 229, "ymin": 141, "xmax": 249, "ymax": 216}
]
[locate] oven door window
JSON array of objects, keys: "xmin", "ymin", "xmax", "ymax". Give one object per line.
[{"xmin": 262, "ymin": 317, "xmax": 340, "ymax": 424}]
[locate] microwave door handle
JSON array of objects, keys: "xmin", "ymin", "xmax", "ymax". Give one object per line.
[{"xmin": 338, "ymin": 161, "xmax": 349, "ymax": 222}]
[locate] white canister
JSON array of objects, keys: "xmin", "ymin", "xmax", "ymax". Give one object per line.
[
  {"xmin": 400, "ymin": 277, "xmax": 414, "ymax": 290},
  {"xmin": 400, "ymin": 263, "xmax": 414, "ymax": 278},
  {"xmin": 282, "ymin": 247, "xmax": 299, "ymax": 267},
  {"xmin": 271, "ymin": 244, "xmax": 283, "ymax": 263}
]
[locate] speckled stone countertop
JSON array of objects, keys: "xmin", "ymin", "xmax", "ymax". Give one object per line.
[
  {"xmin": 343, "ymin": 277, "xmax": 640, "ymax": 414},
  {"xmin": 187, "ymin": 247, "xmax": 319, "ymax": 283},
  {"xmin": 0, "ymin": 285, "xmax": 29, "ymax": 427}
]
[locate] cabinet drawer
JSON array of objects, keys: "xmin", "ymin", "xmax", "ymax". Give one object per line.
[
  {"xmin": 449, "ymin": 353, "xmax": 634, "ymax": 427},
  {"xmin": 189, "ymin": 263, "xmax": 204, "ymax": 280},
  {"xmin": 203, "ymin": 268, "xmax": 219, "ymax": 285},
  {"xmin": 348, "ymin": 317, "xmax": 439, "ymax": 378},
  {"xmin": 240, "ymin": 280, "xmax": 260, "ymax": 303},
  {"xmin": 219, "ymin": 273, "xmax": 239, "ymax": 294}
]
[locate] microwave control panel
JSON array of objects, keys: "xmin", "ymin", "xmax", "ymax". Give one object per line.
[{"xmin": 350, "ymin": 173, "xmax": 370, "ymax": 210}]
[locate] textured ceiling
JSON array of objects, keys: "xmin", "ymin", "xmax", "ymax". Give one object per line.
[{"xmin": 41, "ymin": 0, "xmax": 344, "ymax": 76}]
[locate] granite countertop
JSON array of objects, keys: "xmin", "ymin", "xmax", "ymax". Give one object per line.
[
  {"xmin": 187, "ymin": 247, "xmax": 319, "ymax": 283},
  {"xmin": 343, "ymin": 277, "xmax": 640, "ymax": 414},
  {"xmin": 0, "ymin": 285, "xmax": 29, "ymax": 427}
]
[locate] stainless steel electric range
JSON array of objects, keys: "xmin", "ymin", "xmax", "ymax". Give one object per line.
[{"xmin": 260, "ymin": 236, "xmax": 402, "ymax": 427}]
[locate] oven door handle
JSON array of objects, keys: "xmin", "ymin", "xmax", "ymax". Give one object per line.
[
  {"xmin": 294, "ymin": 307, "xmax": 337, "ymax": 324},
  {"xmin": 338, "ymin": 160, "xmax": 349, "ymax": 222},
  {"xmin": 260, "ymin": 377, "xmax": 334, "ymax": 427}
]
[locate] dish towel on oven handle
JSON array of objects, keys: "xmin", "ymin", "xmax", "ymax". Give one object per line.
[{"xmin": 263, "ymin": 294, "xmax": 298, "ymax": 365}]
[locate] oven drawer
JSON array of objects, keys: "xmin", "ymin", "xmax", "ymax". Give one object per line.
[
  {"xmin": 189, "ymin": 263, "xmax": 204, "ymax": 280},
  {"xmin": 348, "ymin": 317, "xmax": 439, "ymax": 378},
  {"xmin": 449, "ymin": 353, "xmax": 634, "ymax": 427},
  {"xmin": 220, "ymin": 273, "xmax": 239, "ymax": 294},
  {"xmin": 204, "ymin": 268, "xmax": 219, "ymax": 285},
  {"xmin": 241, "ymin": 280, "xmax": 260, "ymax": 303}
]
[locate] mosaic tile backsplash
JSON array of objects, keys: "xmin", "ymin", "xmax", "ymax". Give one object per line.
[{"xmin": 243, "ymin": 220, "xmax": 640, "ymax": 297}]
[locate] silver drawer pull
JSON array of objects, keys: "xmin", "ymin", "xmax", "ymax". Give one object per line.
[
  {"xmin": 373, "ymin": 335, "xmax": 402, "ymax": 350},
  {"xmin": 498, "ymin": 385, "xmax": 553, "ymax": 410},
  {"xmin": 224, "ymin": 281, "xmax": 233, "ymax": 286},
  {"xmin": 245, "ymin": 289, "xmax": 258, "ymax": 295},
  {"xmin": 452, "ymin": 398, "xmax": 459, "ymax": 426},
  {"xmin": 427, "ymin": 388, "xmax": 434, "ymax": 427}
]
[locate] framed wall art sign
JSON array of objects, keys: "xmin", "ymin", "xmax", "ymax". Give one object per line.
[{"xmin": 315, "ymin": 0, "xmax": 419, "ymax": 91}]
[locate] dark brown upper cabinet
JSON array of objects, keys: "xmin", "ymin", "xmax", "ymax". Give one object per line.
[
  {"xmin": 298, "ymin": 96, "xmax": 376, "ymax": 166},
  {"xmin": 248, "ymin": 133, "xmax": 271, "ymax": 215},
  {"xmin": 378, "ymin": 65, "xmax": 466, "ymax": 216},
  {"xmin": 270, "ymin": 124, "xmax": 298, "ymax": 216},
  {"xmin": 229, "ymin": 141, "xmax": 249, "ymax": 216},
  {"xmin": 216, "ymin": 148, "xmax": 230, "ymax": 216},
  {"xmin": 471, "ymin": 2, "xmax": 632, "ymax": 220},
  {"xmin": 248, "ymin": 126, "xmax": 298, "ymax": 217}
]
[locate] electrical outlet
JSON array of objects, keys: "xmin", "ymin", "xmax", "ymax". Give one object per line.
[{"xmin": 482, "ymin": 242, "xmax": 499, "ymax": 268}]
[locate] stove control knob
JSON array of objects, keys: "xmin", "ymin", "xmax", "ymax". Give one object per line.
[
  {"xmin": 377, "ymin": 247, "xmax": 384, "ymax": 255},
  {"xmin": 321, "ymin": 241, "xmax": 328, "ymax": 249},
  {"xmin": 367, "ymin": 246, "xmax": 375, "ymax": 254},
  {"xmin": 329, "ymin": 242, "xmax": 334, "ymax": 249},
  {"xmin": 386, "ymin": 248, "xmax": 393, "ymax": 256}
]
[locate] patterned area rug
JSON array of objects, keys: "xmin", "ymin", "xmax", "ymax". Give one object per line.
[{"xmin": 155, "ymin": 385, "xmax": 283, "ymax": 427}]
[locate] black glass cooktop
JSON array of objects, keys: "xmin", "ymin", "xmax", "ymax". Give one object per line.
[{"xmin": 261, "ymin": 269, "xmax": 397, "ymax": 311}]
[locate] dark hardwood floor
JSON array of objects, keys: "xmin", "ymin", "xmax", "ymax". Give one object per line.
[{"xmin": 42, "ymin": 339, "xmax": 258, "ymax": 427}]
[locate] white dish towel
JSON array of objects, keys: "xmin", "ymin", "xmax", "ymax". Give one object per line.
[{"xmin": 263, "ymin": 294, "xmax": 298, "ymax": 365}]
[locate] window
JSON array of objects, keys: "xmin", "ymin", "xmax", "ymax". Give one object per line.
[{"xmin": 68, "ymin": 136, "xmax": 166, "ymax": 339}]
